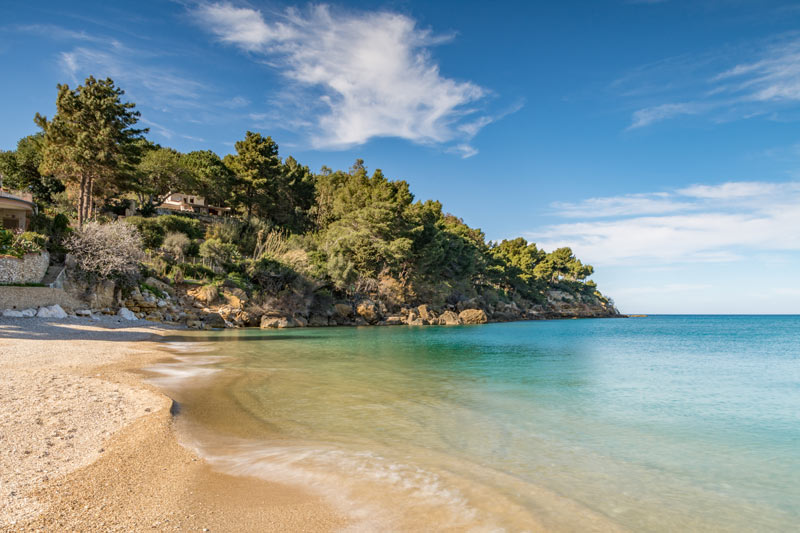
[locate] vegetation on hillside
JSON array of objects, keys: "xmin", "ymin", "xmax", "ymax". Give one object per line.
[{"xmin": 0, "ymin": 76, "xmax": 612, "ymax": 314}]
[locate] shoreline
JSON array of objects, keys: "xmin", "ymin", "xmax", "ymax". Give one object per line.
[{"xmin": 0, "ymin": 317, "xmax": 346, "ymax": 532}]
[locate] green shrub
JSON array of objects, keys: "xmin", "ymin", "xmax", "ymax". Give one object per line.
[
  {"xmin": 177, "ymin": 262, "xmax": 216, "ymax": 281},
  {"xmin": 18, "ymin": 231, "xmax": 47, "ymax": 247},
  {"xmin": 199, "ymin": 238, "xmax": 240, "ymax": 269},
  {"xmin": 161, "ymin": 232, "xmax": 191, "ymax": 261},
  {"xmin": 158, "ymin": 214, "xmax": 205, "ymax": 240},
  {"xmin": 0, "ymin": 229, "xmax": 43, "ymax": 258},
  {"xmin": 125, "ymin": 216, "xmax": 166, "ymax": 249}
]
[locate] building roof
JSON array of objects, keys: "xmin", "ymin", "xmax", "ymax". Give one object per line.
[{"xmin": 0, "ymin": 191, "xmax": 36, "ymax": 211}]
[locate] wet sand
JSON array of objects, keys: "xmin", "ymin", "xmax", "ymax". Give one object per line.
[{"xmin": 0, "ymin": 318, "xmax": 346, "ymax": 532}]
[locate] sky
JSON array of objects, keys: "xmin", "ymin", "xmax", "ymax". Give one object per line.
[{"xmin": 2, "ymin": 0, "xmax": 800, "ymax": 314}]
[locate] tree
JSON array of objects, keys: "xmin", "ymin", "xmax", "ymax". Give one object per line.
[
  {"xmin": 224, "ymin": 131, "xmax": 282, "ymax": 219},
  {"xmin": 35, "ymin": 76, "xmax": 145, "ymax": 225},
  {"xmin": 533, "ymin": 247, "xmax": 593, "ymax": 282},
  {"xmin": 0, "ymin": 134, "xmax": 65, "ymax": 205},
  {"xmin": 182, "ymin": 150, "xmax": 234, "ymax": 207},
  {"xmin": 134, "ymin": 147, "xmax": 193, "ymax": 214}
]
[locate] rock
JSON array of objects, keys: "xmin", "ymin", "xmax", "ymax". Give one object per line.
[
  {"xmin": 202, "ymin": 312, "xmax": 226, "ymax": 329},
  {"xmin": 383, "ymin": 316, "xmax": 404, "ymax": 325},
  {"xmin": 293, "ymin": 315, "xmax": 308, "ymax": 327},
  {"xmin": 354, "ymin": 317, "xmax": 368, "ymax": 326},
  {"xmin": 235, "ymin": 310, "xmax": 259, "ymax": 327},
  {"xmin": 75, "ymin": 309, "xmax": 92, "ymax": 317},
  {"xmin": 459, "ymin": 309, "xmax": 488, "ymax": 325},
  {"xmin": 408, "ymin": 318, "xmax": 425, "ymax": 326},
  {"xmin": 117, "ymin": 307, "xmax": 138, "ymax": 321},
  {"xmin": 417, "ymin": 305, "xmax": 435, "ymax": 321},
  {"xmin": 188, "ymin": 285, "xmax": 218, "ymax": 305},
  {"xmin": 2, "ymin": 309, "xmax": 24, "ymax": 318},
  {"xmin": 186, "ymin": 320, "xmax": 202, "ymax": 329},
  {"xmin": 144, "ymin": 276, "xmax": 175, "ymax": 297},
  {"xmin": 157, "ymin": 299, "xmax": 167, "ymax": 308},
  {"xmin": 260, "ymin": 315, "xmax": 297, "ymax": 329},
  {"xmin": 334, "ymin": 303, "xmax": 353, "ymax": 318},
  {"xmin": 356, "ymin": 299, "xmax": 381, "ymax": 324},
  {"xmin": 439, "ymin": 310, "xmax": 461, "ymax": 325},
  {"xmin": 37, "ymin": 304, "xmax": 68, "ymax": 319},
  {"xmin": 308, "ymin": 313, "xmax": 329, "ymax": 327},
  {"xmin": 20, "ymin": 308, "xmax": 37, "ymax": 317},
  {"xmin": 221, "ymin": 288, "xmax": 247, "ymax": 308}
]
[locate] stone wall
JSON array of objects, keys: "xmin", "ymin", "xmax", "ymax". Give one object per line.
[
  {"xmin": 0, "ymin": 286, "xmax": 84, "ymax": 311},
  {"xmin": 0, "ymin": 251, "xmax": 49, "ymax": 284}
]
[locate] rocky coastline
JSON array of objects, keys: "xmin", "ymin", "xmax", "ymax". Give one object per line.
[{"xmin": 2, "ymin": 271, "xmax": 623, "ymax": 328}]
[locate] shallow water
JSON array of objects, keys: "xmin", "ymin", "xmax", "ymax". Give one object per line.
[{"xmin": 150, "ymin": 316, "xmax": 800, "ymax": 531}]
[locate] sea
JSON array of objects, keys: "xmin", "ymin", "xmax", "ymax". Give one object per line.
[{"xmin": 149, "ymin": 316, "xmax": 800, "ymax": 532}]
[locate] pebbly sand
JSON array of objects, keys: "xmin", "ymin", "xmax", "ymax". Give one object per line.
[{"xmin": 0, "ymin": 317, "xmax": 346, "ymax": 532}]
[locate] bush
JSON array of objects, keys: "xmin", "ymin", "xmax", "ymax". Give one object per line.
[
  {"xmin": 125, "ymin": 216, "xmax": 165, "ymax": 249},
  {"xmin": 158, "ymin": 215, "xmax": 205, "ymax": 240},
  {"xmin": 199, "ymin": 238, "xmax": 240, "ymax": 269},
  {"xmin": 66, "ymin": 221, "xmax": 144, "ymax": 282},
  {"xmin": 162, "ymin": 232, "xmax": 190, "ymax": 262},
  {"xmin": 0, "ymin": 229, "xmax": 43, "ymax": 258},
  {"xmin": 176, "ymin": 262, "xmax": 216, "ymax": 282},
  {"xmin": 18, "ymin": 231, "xmax": 47, "ymax": 248}
]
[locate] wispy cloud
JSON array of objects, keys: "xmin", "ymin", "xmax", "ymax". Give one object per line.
[
  {"xmin": 622, "ymin": 34, "xmax": 800, "ymax": 128},
  {"xmin": 530, "ymin": 181, "xmax": 800, "ymax": 265},
  {"xmin": 191, "ymin": 2, "xmax": 506, "ymax": 155},
  {"xmin": 628, "ymin": 102, "xmax": 701, "ymax": 129}
]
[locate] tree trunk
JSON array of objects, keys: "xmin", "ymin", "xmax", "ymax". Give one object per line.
[
  {"xmin": 78, "ymin": 174, "xmax": 88, "ymax": 226},
  {"xmin": 86, "ymin": 175, "xmax": 94, "ymax": 222}
]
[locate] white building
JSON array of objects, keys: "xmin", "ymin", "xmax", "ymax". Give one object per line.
[{"xmin": 0, "ymin": 191, "xmax": 36, "ymax": 230}]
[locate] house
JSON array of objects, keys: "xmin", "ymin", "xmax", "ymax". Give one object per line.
[
  {"xmin": 159, "ymin": 193, "xmax": 230, "ymax": 217},
  {"xmin": 0, "ymin": 190, "xmax": 36, "ymax": 230}
]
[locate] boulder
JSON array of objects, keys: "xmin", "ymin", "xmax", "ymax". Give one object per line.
[
  {"xmin": 439, "ymin": 310, "xmax": 462, "ymax": 325},
  {"xmin": 417, "ymin": 304, "xmax": 435, "ymax": 322},
  {"xmin": 260, "ymin": 315, "xmax": 297, "ymax": 329},
  {"xmin": 308, "ymin": 313, "xmax": 329, "ymax": 327},
  {"xmin": 235, "ymin": 310, "xmax": 260, "ymax": 327},
  {"xmin": 356, "ymin": 299, "xmax": 381, "ymax": 324},
  {"xmin": 334, "ymin": 303, "xmax": 353, "ymax": 318},
  {"xmin": 408, "ymin": 318, "xmax": 425, "ymax": 326},
  {"xmin": 293, "ymin": 315, "xmax": 308, "ymax": 327},
  {"xmin": 144, "ymin": 276, "xmax": 175, "ymax": 297},
  {"xmin": 221, "ymin": 288, "xmax": 248, "ymax": 308},
  {"xmin": 459, "ymin": 309, "xmax": 488, "ymax": 325},
  {"xmin": 37, "ymin": 304, "xmax": 68, "ymax": 319},
  {"xmin": 2, "ymin": 309, "xmax": 24, "ymax": 318},
  {"xmin": 20, "ymin": 308, "xmax": 37, "ymax": 318},
  {"xmin": 117, "ymin": 307, "xmax": 138, "ymax": 321},
  {"xmin": 383, "ymin": 316, "xmax": 404, "ymax": 326},
  {"xmin": 75, "ymin": 309, "xmax": 92, "ymax": 317},
  {"xmin": 186, "ymin": 320, "xmax": 202, "ymax": 329},
  {"xmin": 203, "ymin": 312, "xmax": 227, "ymax": 329}
]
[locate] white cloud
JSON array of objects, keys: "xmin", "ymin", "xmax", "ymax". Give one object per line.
[
  {"xmin": 628, "ymin": 102, "xmax": 699, "ymax": 129},
  {"xmin": 192, "ymin": 3, "xmax": 501, "ymax": 153},
  {"xmin": 529, "ymin": 181, "xmax": 800, "ymax": 266},
  {"xmin": 552, "ymin": 192, "xmax": 693, "ymax": 218},
  {"xmin": 59, "ymin": 46, "xmax": 206, "ymax": 103},
  {"xmin": 624, "ymin": 35, "xmax": 800, "ymax": 128},
  {"xmin": 221, "ymin": 95, "xmax": 250, "ymax": 108}
]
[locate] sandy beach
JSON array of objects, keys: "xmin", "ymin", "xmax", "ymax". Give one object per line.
[{"xmin": 0, "ymin": 317, "xmax": 346, "ymax": 532}]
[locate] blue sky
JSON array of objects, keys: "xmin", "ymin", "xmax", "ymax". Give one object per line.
[{"xmin": 2, "ymin": 0, "xmax": 800, "ymax": 313}]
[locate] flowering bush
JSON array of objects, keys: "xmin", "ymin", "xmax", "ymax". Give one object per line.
[{"xmin": 66, "ymin": 221, "xmax": 144, "ymax": 280}]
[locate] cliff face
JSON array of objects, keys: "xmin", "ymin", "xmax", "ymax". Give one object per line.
[
  {"xmin": 58, "ymin": 270, "xmax": 621, "ymax": 329},
  {"xmin": 540, "ymin": 290, "xmax": 621, "ymax": 319}
]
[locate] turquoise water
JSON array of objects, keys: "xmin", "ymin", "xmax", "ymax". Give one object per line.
[{"xmin": 155, "ymin": 316, "xmax": 800, "ymax": 531}]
